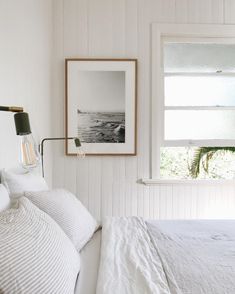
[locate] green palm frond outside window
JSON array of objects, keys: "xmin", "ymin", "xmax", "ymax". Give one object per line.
[{"xmin": 190, "ymin": 147, "xmax": 235, "ymax": 178}]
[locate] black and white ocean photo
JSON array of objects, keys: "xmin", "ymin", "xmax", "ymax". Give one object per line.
[
  {"xmin": 76, "ymin": 70, "xmax": 125, "ymax": 143},
  {"xmin": 77, "ymin": 110, "xmax": 125, "ymax": 143}
]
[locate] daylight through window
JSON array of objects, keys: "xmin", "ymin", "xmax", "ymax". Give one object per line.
[{"xmin": 160, "ymin": 42, "xmax": 235, "ymax": 179}]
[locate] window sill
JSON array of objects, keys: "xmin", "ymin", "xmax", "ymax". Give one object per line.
[{"xmin": 142, "ymin": 178, "xmax": 235, "ymax": 186}]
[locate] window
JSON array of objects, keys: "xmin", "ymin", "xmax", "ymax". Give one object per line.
[{"xmin": 151, "ymin": 24, "xmax": 235, "ymax": 181}]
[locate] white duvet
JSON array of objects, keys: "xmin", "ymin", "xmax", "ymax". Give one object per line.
[
  {"xmin": 97, "ymin": 217, "xmax": 235, "ymax": 294},
  {"xmin": 96, "ymin": 217, "xmax": 172, "ymax": 294}
]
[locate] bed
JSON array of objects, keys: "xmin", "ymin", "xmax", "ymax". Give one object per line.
[
  {"xmin": 1, "ymin": 170, "xmax": 234, "ymax": 294},
  {"xmin": 76, "ymin": 217, "xmax": 235, "ymax": 294}
]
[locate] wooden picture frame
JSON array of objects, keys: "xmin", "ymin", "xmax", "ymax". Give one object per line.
[{"xmin": 65, "ymin": 58, "xmax": 137, "ymax": 155}]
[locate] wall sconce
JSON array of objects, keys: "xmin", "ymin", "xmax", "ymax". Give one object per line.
[
  {"xmin": 0, "ymin": 106, "xmax": 84, "ymax": 176},
  {"xmin": 39, "ymin": 137, "xmax": 85, "ymax": 177},
  {"xmin": 0, "ymin": 106, "xmax": 41, "ymax": 170}
]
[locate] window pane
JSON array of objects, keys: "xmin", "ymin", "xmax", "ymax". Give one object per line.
[
  {"xmin": 160, "ymin": 147, "xmax": 235, "ymax": 179},
  {"xmin": 160, "ymin": 147, "xmax": 193, "ymax": 179},
  {"xmin": 164, "ymin": 43, "xmax": 235, "ymax": 73},
  {"xmin": 165, "ymin": 76, "xmax": 235, "ymax": 106},
  {"xmin": 165, "ymin": 110, "xmax": 235, "ymax": 140}
]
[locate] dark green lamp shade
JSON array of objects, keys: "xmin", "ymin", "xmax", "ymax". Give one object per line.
[
  {"xmin": 74, "ymin": 137, "xmax": 81, "ymax": 147},
  {"xmin": 14, "ymin": 112, "xmax": 31, "ymax": 135}
]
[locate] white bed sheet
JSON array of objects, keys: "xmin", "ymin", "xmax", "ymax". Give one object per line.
[
  {"xmin": 97, "ymin": 217, "xmax": 235, "ymax": 294},
  {"xmin": 96, "ymin": 217, "xmax": 171, "ymax": 294},
  {"xmin": 147, "ymin": 219, "xmax": 235, "ymax": 294},
  {"xmin": 75, "ymin": 229, "xmax": 101, "ymax": 294}
]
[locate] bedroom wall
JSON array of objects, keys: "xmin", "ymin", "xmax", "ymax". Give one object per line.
[
  {"xmin": 52, "ymin": 0, "xmax": 235, "ymax": 220},
  {"xmin": 0, "ymin": 0, "xmax": 53, "ymax": 184}
]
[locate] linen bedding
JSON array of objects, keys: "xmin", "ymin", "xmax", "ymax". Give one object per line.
[
  {"xmin": 96, "ymin": 217, "xmax": 235, "ymax": 294},
  {"xmin": 75, "ymin": 229, "xmax": 101, "ymax": 294}
]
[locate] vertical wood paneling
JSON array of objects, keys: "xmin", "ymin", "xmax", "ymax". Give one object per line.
[
  {"xmin": 143, "ymin": 186, "xmax": 150, "ymax": 218},
  {"xmin": 149, "ymin": 187, "xmax": 155, "ymax": 218},
  {"xmin": 89, "ymin": 0, "xmax": 113, "ymax": 56},
  {"xmin": 137, "ymin": 185, "xmax": 144, "ymax": 216},
  {"xmin": 131, "ymin": 182, "xmax": 138, "ymax": 215},
  {"xmin": 88, "ymin": 158, "xmax": 102, "ymax": 218},
  {"xmin": 125, "ymin": 183, "xmax": 132, "ymax": 216},
  {"xmin": 112, "ymin": 181, "xmax": 120, "ymax": 216},
  {"xmin": 101, "ymin": 158, "xmax": 113, "ymax": 217},
  {"xmin": 159, "ymin": 186, "xmax": 167, "ymax": 219},
  {"xmin": 76, "ymin": 159, "xmax": 89, "ymax": 207},
  {"xmin": 111, "ymin": 0, "xmax": 125, "ymax": 56},
  {"xmin": 52, "ymin": 0, "xmax": 66, "ymax": 189},
  {"xmin": 183, "ymin": 186, "xmax": 193, "ymax": 219},
  {"xmin": 187, "ymin": 0, "xmax": 224, "ymax": 23},
  {"xmin": 197, "ymin": 186, "xmax": 208, "ymax": 218},
  {"xmin": 136, "ymin": 0, "xmax": 151, "ymax": 180},
  {"xmin": 227, "ymin": 185, "xmax": 235, "ymax": 217},
  {"xmin": 190, "ymin": 186, "xmax": 198, "ymax": 218},
  {"xmin": 158, "ymin": 0, "xmax": 176, "ymax": 23},
  {"xmin": 119, "ymin": 182, "xmax": 126, "ymax": 216},
  {"xmin": 125, "ymin": 0, "xmax": 138, "ymax": 183},
  {"xmin": 52, "ymin": 0, "xmax": 235, "ymax": 221},
  {"xmin": 224, "ymin": 0, "xmax": 235, "ymax": 23},
  {"xmin": 63, "ymin": 0, "xmax": 80, "ymax": 55},
  {"xmin": 175, "ymin": 186, "xmax": 187, "ymax": 218},
  {"xmin": 125, "ymin": 0, "xmax": 138, "ymax": 56},
  {"xmin": 211, "ymin": 0, "xmax": 224, "ymax": 23},
  {"xmin": 76, "ymin": 0, "xmax": 89, "ymax": 56},
  {"xmin": 64, "ymin": 158, "xmax": 77, "ymax": 194},
  {"xmin": 175, "ymin": 0, "xmax": 188, "ymax": 23}
]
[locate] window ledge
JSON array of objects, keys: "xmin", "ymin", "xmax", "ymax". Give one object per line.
[{"xmin": 142, "ymin": 178, "xmax": 235, "ymax": 186}]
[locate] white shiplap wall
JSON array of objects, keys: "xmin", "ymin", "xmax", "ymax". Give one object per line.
[
  {"xmin": 52, "ymin": 0, "xmax": 235, "ymax": 220},
  {"xmin": 0, "ymin": 0, "xmax": 53, "ymax": 185}
]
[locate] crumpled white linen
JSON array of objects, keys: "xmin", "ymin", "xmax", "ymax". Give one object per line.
[
  {"xmin": 96, "ymin": 217, "xmax": 171, "ymax": 294},
  {"xmin": 147, "ymin": 219, "xmax": 235, "ymax": 294},
  {"xmin": 97, "ymin": 217, "xmax": 235, "ymax": 294}
]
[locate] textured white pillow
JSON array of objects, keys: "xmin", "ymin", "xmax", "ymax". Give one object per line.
[
  {"xmin": 1, "ymin": 169, "xmax": 48, "ymax": 198},
  {"xmin": 0, "ymin": 197, "xmax": 80, "ymax": 294},
  {"xmin": 0, "ymin": 184, "xmax": 10, "ymax": 212},
  {"xmin": 25, "ymin": 189, "xmax": 99, "ymax": 251}
]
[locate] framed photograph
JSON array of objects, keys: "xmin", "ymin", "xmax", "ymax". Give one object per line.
[{"xmin": 65, "ymin": 58, "xmax": 137, "ymax": 155}]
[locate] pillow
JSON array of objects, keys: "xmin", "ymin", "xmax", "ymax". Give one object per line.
[
  {"xmin": 25, "ymin": 189, "xmax": 99, "ymax": 251},
  {"xmin": 0, "ymin": 184, "xmax": 10, "ymax": 212},
  {"xmin": 0, "ymin": 197, "xmax": 80, "ymax": 294},
  {"xmin": 1, "ymin": 169, "xmax": 48, "ymax": 198}
]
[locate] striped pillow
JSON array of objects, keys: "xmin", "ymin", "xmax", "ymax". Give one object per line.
[
  {"xmin": 25, "ymin": 189, "xmax": 99, "ymax": 251},
  {"xmin": 0, "ymin": 197, "xmax": 80, "ymax": 294},
  {"xmin": 1, "ymin": 169, "xmax": 48, "ymax": 198},
  {"xmin": 0, "ymin": 184, "xmax": 10, "ymax": 212}
]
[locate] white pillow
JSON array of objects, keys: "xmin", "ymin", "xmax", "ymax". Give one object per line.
[
  {"xmin": 1, "ymin": 169, "xmax": 48, "ymax": 198},
  {"xmin": 0, "ymin": 197, "xmax": 80, "ymax": 294},
  {"xmin": 25, "ymin": 189, "xmax": 99, "ymax": 251},
  {"xmin": 0, "ymin": 184, "xmax": 10, "ymax": 212}
]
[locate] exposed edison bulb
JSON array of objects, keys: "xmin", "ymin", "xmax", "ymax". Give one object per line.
[
  {"xmin": 76, "ymin": 147, "xmax": 85, "ymax": 159},
  {"xmin": 19, "ymin": 134, "xmax": 41, "ymax": 169}
]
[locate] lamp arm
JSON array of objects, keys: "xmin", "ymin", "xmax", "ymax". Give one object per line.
[
  {"xmin": 0, "ymin": 106, "xmax": 24, "ymax": 112},
  {"xmin": 40, "ymin": 137, "xmax": 75, "ymax": 156},
  {"xmin": 39, "ymin": 137, "xmax": 76, "ymax": 177}
]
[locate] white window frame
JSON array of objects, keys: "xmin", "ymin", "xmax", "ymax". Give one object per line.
[{"xmin": 149, "ymin": 23, "xmax": 235, "ymax": 183}]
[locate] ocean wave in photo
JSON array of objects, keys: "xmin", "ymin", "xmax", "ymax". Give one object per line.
[{"xmin": 77, "ymin": 111, "xmax": 125, "ymax": 143}]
